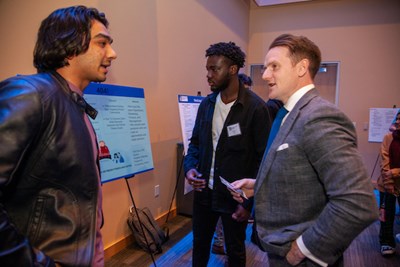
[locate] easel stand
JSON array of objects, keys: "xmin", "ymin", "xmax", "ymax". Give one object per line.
[
  {"xmin": 125, "ymin": 175, "xmax": 157, "ymax": 267},
  {"xmin": 122, "ymin": 150, "xmax": 185, "ymax": 266}
]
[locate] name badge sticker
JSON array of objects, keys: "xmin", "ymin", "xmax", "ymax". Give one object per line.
[{"xmin": 227, "ymin": 123, "xmax": 241, "ymax": 137}]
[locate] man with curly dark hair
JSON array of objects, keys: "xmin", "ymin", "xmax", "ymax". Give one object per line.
[
  {"xmin": 0, "ymin": 5, "xmax": 117, "ymax": 267},
  {"xmin": 184, "ymin": 42, "xmax": 275, "ymax": 266}
]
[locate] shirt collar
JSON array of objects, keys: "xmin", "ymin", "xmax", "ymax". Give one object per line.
[
  {"xmin": 284, "ymin": 84, "xmax": 315, "ymax": 112},
  {"xmin": 67, "ymin": 81, "xmax": 83, "ymax": 96}
]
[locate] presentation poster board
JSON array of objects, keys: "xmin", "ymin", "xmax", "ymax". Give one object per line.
[
  {"xmin": 84, "ymin": 83, "xmax": 154, "ymax": 183},
  {"xmin": 177, "ymin": 95, "xmax": 205, "ymax": 155},
  {"xmin": 178, "ymin": 94, "xmax": 204, "ymax": 194},
  {"xmin": 368, "ymin": 108, "xmax": 399, "ymax": 143}
]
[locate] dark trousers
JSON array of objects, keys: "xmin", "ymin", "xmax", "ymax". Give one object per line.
[
  {"xmin": 379, "ymin": 191, "xmax": 400, "ymax": 247},
  {"xmin": 268, "ymin": 254, "xmax": 343, "ymax": 267},
  {"xmin": 192, "ymin": 200, "xmax": 248, "ymax": 267}
]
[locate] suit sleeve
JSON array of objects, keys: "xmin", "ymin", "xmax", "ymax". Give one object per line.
[
  {"xmin": 0, "ymin": 77, "xmax": 55, "ymax": 267},
  {"xmin": 300, "ymin": 106, "xmax": 378, "ymax": 264}
]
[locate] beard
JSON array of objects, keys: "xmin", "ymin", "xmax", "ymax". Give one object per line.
[{"xmin": 210, "ymin": 74, "xmax": 230, "ymax": 93}]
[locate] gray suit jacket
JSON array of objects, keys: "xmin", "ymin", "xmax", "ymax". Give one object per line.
[{"xmin": 254, "ymin": 89, "xmax": 378, "ymax": 264}]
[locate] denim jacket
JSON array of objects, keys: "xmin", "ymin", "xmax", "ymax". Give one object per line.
[{"xmin": 184, "ymin": 84, "xmax": 273, "ymax": 213}]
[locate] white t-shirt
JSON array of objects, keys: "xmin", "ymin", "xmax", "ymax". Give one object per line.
[{"xmin": 209, "ymin": 93, "xmax": 234, "ymax": 189}]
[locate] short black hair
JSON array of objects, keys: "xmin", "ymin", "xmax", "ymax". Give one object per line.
[
  {"xmin": 34, "ymin": 5, "xmax": 109, "ymax": 73},
  {"xmin": 238, "ymin": 73, "xmax": 252, "ymax": 86},
  {"xmin": 205, "ymin": 42, "xmax": 245, "ymax": 69}
]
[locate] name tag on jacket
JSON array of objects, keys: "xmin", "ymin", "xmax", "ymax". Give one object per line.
[{"xmin": 227, "ymin": 123, "xmax": 241, "ymax": 137}]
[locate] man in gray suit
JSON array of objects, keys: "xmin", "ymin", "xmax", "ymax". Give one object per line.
[{"xmin": 231, "ymin": 34, "xmax": 378, "ymax": 266}]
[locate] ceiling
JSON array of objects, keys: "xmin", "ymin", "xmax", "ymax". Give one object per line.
[{"xmin": 253, "ymin": 0, "xmax": 313, "ymax": 6}]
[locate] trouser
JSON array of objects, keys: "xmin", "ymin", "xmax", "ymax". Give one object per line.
[
  {"xmin": 267, "ymin": 254, "xmax": 343, "ymax": 267},
  {"xmin": 192, "ymin": 200, "xmax": 247, "ymax": 267},
  {"xmin": 379, "ymin": 191, "xmax": 400, "ymax": 247}
]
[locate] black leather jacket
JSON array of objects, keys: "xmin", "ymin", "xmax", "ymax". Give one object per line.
[{"xmin": 0, "ymin": 72, "xmax": 100, "ymax": 266}]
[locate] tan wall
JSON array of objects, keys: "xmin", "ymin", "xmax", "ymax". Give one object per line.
[
  {"xmin": 248, "ymin": 0, "xmax": 400, "ymax": 181},
  {"xmin": 0, "ymin": 0, "xmax": 250, "ymax": 250}
]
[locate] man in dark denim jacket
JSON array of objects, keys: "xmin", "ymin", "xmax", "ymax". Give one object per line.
[{"xmin": 184, "ymin": 42, "xmax": 274, "ymax": 267}]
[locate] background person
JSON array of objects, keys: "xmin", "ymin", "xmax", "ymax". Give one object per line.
[
  {"xmin": 184, "ymin": 41, "xmax": 273, "ymax": 266},
  {"xmin": 377, "ymin": 110, "xmax": 400, "ymax": 256},
  {"xmin": 231, "ymin": 33, "xmax": 378, "ymax": 267},
  {"xmin": 238, "ymin": 73, "xmax": 253, "ymax": 89},
  {"xmin": 0, "ymin": 5, "xmax": 117, "ymax": 266}
]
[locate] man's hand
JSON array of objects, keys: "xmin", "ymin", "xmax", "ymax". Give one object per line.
[
  {"xmin": 232, "ymin": 204, "xmax": 250, "ymax": 222},
  {"xmin": 286, "ymin": 240, "xmax": 306, "ymax": 266},
  {"xmin": 230, "ymin": 178, "xmax": 256, "ymax": 203},
  {"xmin": 185, "ymin": 169, "xmax": 206, "ymax": 191}
]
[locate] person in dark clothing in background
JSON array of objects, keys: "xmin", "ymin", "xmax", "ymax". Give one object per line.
[
  {"xmin": 378, "ymin": 110, "xmax": 400, "ymax": 256},
  {"xmin": 238, "ymin": 73, "xmax": 253, "ymax": 89}
]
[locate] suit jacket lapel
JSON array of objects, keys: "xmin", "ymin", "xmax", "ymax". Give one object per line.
[{"xmin": 254, "ymin": 89, "xmax": 318, "ymax": 193}]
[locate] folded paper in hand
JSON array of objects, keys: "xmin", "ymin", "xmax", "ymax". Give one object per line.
[{"xmin": 219, "ymin": 176, "xmax": 248, "ymax": 200}]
